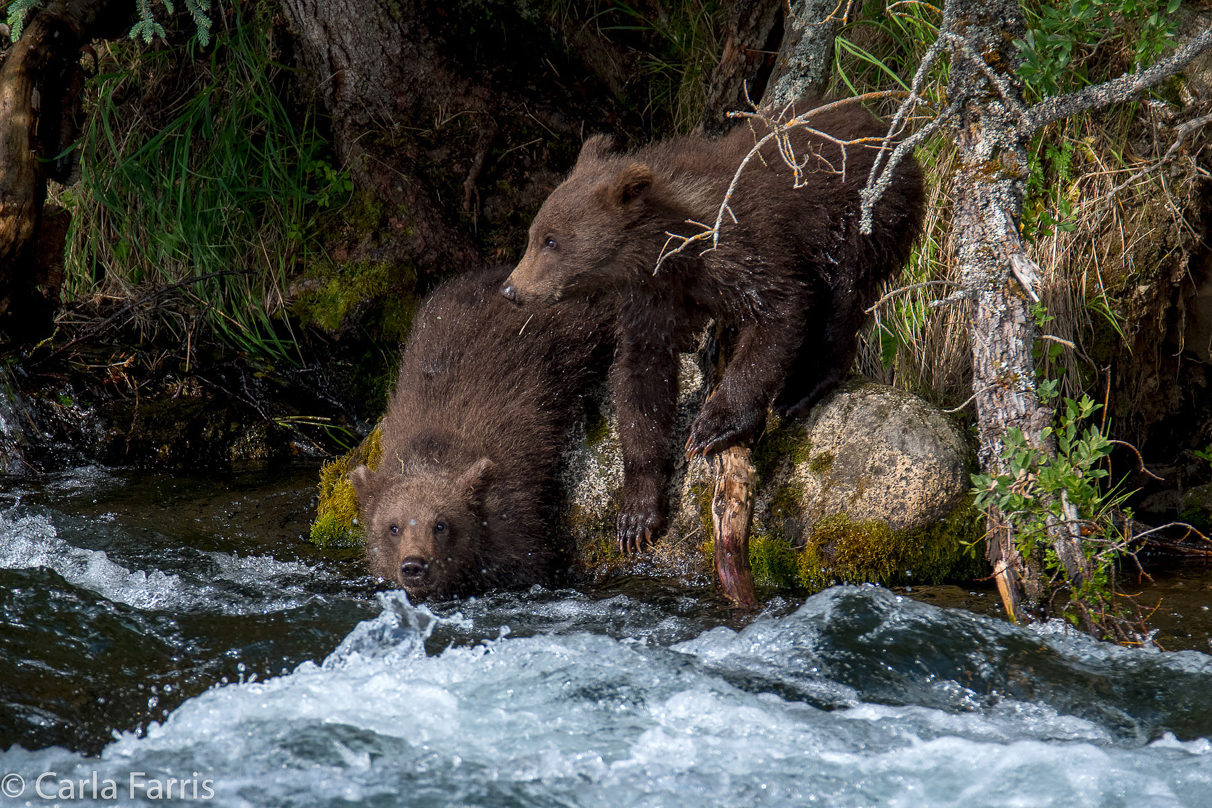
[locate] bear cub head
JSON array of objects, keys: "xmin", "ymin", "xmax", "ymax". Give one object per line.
[
  {"xmin": 349, "ymin": 457, "xmax": 496, "ymax": 600},
  {"xmin": 502, "ymin": 135, "xmax": 656, "ymax": 307}
]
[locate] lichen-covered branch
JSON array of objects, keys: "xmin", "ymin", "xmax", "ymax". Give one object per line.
[{"xmin": 1022, "ymin": 27, "xmax": 1212, "ymax": 134}]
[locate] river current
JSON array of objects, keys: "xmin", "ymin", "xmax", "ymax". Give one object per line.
[{"xmin": 1, "ymin": 465, "xmax": 1210, "ymax": 807}]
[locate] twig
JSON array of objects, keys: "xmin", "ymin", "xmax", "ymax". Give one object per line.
[
  {"xmin": 942, "ymin": 383, "xmax": 996, "ymax": 413},
  {"xmin": 656, "ymin": 92, "xmax": 904, "ymax": 273},
  {"xmin": 1130, "ymin": 521, "xmax": 1211, "ymax": 545},
  {"xmin": 861, "ymin": 94, "xmax": 962, "ymax": 233},
  {"xmin": 864, "ymin": 279, "xmax": 963, "ymax": 313},
  {"xmin": 1107, "ymin": 439, "xmax": 1164, "ymax": 481},
  {"xmin": 927, "ymin": 289, "xmax": 970, "ymax": 309},
  {"xmin": 1104, "ymin": 111, "xmax": 1212, "ymax": 199},
  {"xmin": 30, "ymin": 270, "xmax": 247, "ymax": 367},
  {"xmin": 1040, "ymin": 334, "xmax": 1075, "ymax": 349}
]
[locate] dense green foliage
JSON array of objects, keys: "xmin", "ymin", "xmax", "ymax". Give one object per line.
[{"xmin": 61, "ymin": 2, "xmax": 348, "ymax": 363}]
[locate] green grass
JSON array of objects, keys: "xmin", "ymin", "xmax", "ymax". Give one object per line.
[{"xmin": 61, "ymin": 1, "xmax": 350, "ymax": 364}]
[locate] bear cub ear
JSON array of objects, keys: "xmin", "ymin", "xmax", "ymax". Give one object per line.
[
  {"xmin": 608, "ymin": 163, "xmax": 654, "ymax": 207},
  {"xmin": 457, "ymin": 457, "xmax": 496, "ymax": 506},
  {"xmin": 575, "ymin": 134, "xmax": 614, "ymax": 170},
  {"xmin": 349, "ymin": 465, "xmax": 379, "ymax": 506}
]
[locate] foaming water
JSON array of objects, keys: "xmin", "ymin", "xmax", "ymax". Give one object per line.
[
  {"xmin": 1, "ymin": 465, "xmax": 1211, "ymax": 806},
  {"xmin": 0, "ymin": 509, "xmax": 328, "ymax": 613},
  {"xmin": 5, "ymin": 590, "xmax": 1212, "ymax": 807}
]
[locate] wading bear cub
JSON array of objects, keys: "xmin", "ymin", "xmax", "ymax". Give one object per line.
[
  {"xmin": 350, "ymin": 267, "xmax": 612, "ymax": 600},
  {"xmin": 502, "ymin": 97, "xmax": 924, "ymax": 554}
]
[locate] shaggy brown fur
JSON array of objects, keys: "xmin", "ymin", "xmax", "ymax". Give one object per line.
[
  {"xmin": 350, "ymin": 266, "xmax": 612, "ymax": 599},
  {"xmin": 502, "ymin": 98, "xmax": 924, "ymax": 552}
]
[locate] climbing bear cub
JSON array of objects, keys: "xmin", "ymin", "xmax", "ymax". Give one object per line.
[
  {"xmin": 350, "ymin": 267, "xmax": 612, "ymax": 600},
  {"xmin": 502, "ymin": 97, "xmax": 924, "ymax": 553}
]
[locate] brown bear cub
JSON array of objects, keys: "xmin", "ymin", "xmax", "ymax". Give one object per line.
[
  {"xmin": 501, "ymin": 98, "xmax": 924, "ymax": 553},
  {"xmin": 349, "ymin": 267, "xmax": 612, "ymax": 600}
]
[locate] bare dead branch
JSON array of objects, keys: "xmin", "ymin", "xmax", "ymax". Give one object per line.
[
  {"xmin": 864, "ymin": 279, "xmax": 964, "ymax": 314},
  {"xmin": 943, "ymin": 383, "xmax": 997, "ymax": 413},
  {"xmin": 1023, "ymin": 28, "xmax": 1212, "ymax": 135},
  {"xmin": 1040, "ymin": 334, "xmax": 1075, "ymax": 349},
  {"xmin": 928, "ymin": 289, "xmax": 970, "ymax": 309},
  {"xmin": 1130, "ymin": 521, "xmax": 1211, "ymax": 544},
  {"xmin": 655, "ymin": 92, "xmax": 903, "ymax": 273},
  {"xmin": 1108, "ymin": 439, "xmax": 1165, "ymax": 482},
  {"xmin": 860, "ymin": 94, "xmax": 961, "ymax": 233},
  {"xmin": 1103, "ymin": 110, "xmax": 1212, "ymax": 199}
]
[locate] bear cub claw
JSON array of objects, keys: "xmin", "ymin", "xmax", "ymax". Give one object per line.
[
  {"xmin": 617, "ymin": 510, "xmax": 662, "ymax": 555},
  {"xmin": 684, "ymin": 399, "xmax": 766, "ymax": 459},
  {"xmin": 617, "ymin": 477, "xmax": 665, "ymax": 554}
]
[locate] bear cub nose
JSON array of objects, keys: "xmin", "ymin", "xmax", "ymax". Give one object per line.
[
  {"xmin": 400, "ymin": 556, "xmax": 430, "ymax": 582},
  {"xmin": 500, "ymin": 282, "xmax": 518, "ymax": 304}
]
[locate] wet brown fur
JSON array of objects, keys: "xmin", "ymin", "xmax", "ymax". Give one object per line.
[
  {"xmin": 503, "ymin": 98, "xmax": 924, "ymax": 551},
  {"xmin": 350, "ymin": 267, "xmax": 612, "ymax": 599}
]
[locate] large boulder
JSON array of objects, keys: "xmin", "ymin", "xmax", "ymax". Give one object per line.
[{"xmin": 560, "ymin": 374, "xmax": 982, "ymax": 590}]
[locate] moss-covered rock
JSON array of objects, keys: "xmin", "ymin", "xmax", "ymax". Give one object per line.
[
  {"xmin": 310, "ymin": 428, "xmax": 382, "ymax": 547},
  {"xmin": 290, "ymin": 258, "xmax": 418, "ymax": 343}
]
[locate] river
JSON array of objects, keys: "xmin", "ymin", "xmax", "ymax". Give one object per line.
[{"xmin": 1, "ymin": 464, "xmax": 1210, "ymax": 807}]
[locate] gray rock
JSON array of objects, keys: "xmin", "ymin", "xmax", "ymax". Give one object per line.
[
  {"xmin": 0, "ymin": 368, "xmax": 31, "ymax": 476},
  {"xmin": 563, "ymin": 367, "xmax": 974, "ymax": 581},
  {"xmin": 788, "ymin": 379, "xmax": 971, "ymax": 535}
]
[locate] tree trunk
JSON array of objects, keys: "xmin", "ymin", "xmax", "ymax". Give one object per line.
[
  {"xmin": 699, "ymin": 0, "xmax": 785, "ymax": 134},
  {"xmin": 279, "ymin": 0, "xmax": 487, "ymax": 282},
  {"xmin": 943, "ymin": 0, "xmax": 1105, "ymax": 623},
  {"xmin": 279, "ymin": 0, "xmax": 629, "ymax": 287},
  {"xmin": 0, "ymin": 0, "xmax": 128, "ymax": 338},
  {"xmin": 944, "ymin": 0, "xmax": 1043, "ymax": 622},
  {"xmin": 762, "ymin": 0, "xmax": 846, "ymax": 111}
]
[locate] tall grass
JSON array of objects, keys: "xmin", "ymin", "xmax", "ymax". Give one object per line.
[
  {"xmin": 592, "ymin": 0, "xmax": 725, "ymax": 133},
  {"xmin": 60, "ymin": 1, "xmax": 349, "ymax": 365},
  {"xmin": 832, "ymin": 0, "xmax": 1194, "ymax": 408}
]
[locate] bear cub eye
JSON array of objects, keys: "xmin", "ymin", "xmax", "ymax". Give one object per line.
[
  {"xmin": 542, "ymin": 236, "xmax": 557, "ymax": 251},
  {"xmin": 434, "ymin": 521, "xmax": 447, "ymax": 534},
  {"xmin": 389, "ymin": 523, "xmax": 399, "ymax": 535}
]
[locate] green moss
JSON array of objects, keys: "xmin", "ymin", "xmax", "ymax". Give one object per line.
[
  {"xmin": 567, "ymin": 489, "xmax": 623, "ymax": 566},
  {"xmin": 696, "ymin": 487, "xmax": 982, "ymax": 595},
  {"xmin": 751, "ymin": 419, "xmax": 810, "ymax": 481},
  {"xmin": 582, "ymin": 399, "xmax": 611, "ymax": 447},
  {"xmin": 343, "ymin": 190, "xmax": 389, "ymax": 237},
  {"xmin": 794, "ymin": 498, "xmax": 987, "ymax": 592},
  {"xmin": 807, "ymin": 451, "xmax": 835, "ymax": 475},
  {"xmin": 749, "ymin": 533, "xmax": 799, "ymax": 589},
  {"xmin": 767, "ymin": 479, "xmax": 805, "ymax": 526},
  {"xmin": 309, "ymin": 428, "xmax": 382, "ymax": 547},
  {"xmin": 292, "ymin": 259, "xmax": 418, "ymax": 343}
]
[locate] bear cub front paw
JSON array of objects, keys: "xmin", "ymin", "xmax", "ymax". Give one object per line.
[
  {"xmin": 617, "ymin": 477, "xmax": 666, "ymax": 555},
  {"xmin": 684, "ymin": 397, "xmax": 766, "ymax": 459}
]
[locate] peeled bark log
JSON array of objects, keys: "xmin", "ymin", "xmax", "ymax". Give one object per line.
[
  {"xmin": 710, "ymin": 446, "xmax": 758, "ymax": 607},
  {"xmin": 701, "ymin": 0, "xmax": 842, "ymax": 602}
]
